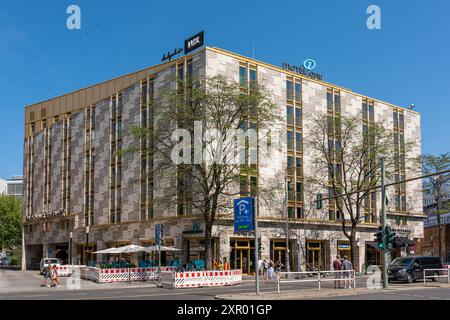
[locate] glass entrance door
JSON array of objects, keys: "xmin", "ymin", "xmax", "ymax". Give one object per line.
[
  {"xmin": 306, "ymin": 241, "xmax": 328, "ymax": 271},
  {"xmin": 230, "ymin": 239, "xmax": 255, "ymax": 275}
]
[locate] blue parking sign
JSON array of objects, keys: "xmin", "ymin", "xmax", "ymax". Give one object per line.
[{"xmin": 234, "ymin": 197, "xmax": 254, "ymax": 233}]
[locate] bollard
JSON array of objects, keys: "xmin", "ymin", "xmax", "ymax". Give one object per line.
[
  {"xmin": 318, "ymin": 272, "xmax": 321, "ymax": 291},
  {"xmin": 353, "ymin": 271, "xmax": 356, "ymax": 289},
  {"xmin": 277, "ymin": 276, "xmax": 280, "ymax": 293},
  {"xmin": 423, "ymin": 269, "xmax": 426, "ymax": 285}
]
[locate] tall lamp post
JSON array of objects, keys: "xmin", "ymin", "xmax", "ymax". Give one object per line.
[
  {"xmin": 85, "ymin": 226, "xmax": 90, "ymax": 266},
  {"xmin": 69, "ymin": 231, "xmax": 73, "ymax": 265}
]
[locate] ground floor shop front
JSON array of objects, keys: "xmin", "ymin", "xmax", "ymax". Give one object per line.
[{"xmin": 24, "ymin": 219, "xmax": 418, "ymax": 273}]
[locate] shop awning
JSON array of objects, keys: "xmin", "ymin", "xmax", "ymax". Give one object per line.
[
  {"xmin": 394, "ymin": 237, "xmax": 415, "ymax": 247},
  {"xmin": 366, "ymin": 241, "xmax": 381, "ymax": 250}
]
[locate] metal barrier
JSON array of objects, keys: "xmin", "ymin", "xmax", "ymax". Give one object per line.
[
  {"xmin": 161, "ymin": 271, "xmax": 175, "ymax": 289},
  {"xmin": 276, "ymin": 270, "xmax": 356, "ymax": 293},
  {"xmin": 422, "ymin": 268, "xmax": 450, "ymax": 285}
]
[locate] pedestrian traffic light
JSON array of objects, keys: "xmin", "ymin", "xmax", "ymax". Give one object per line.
[
  {"xmin": 374, "ymin": 226, "xmax": 383, "ymax": 249},
  {"xmin": 316, "ymin": 193, "xmax": 323, "ymax": 210},
  {"xmin": 258, "ymin": 242, "xmax": 262, "ymax": 254},
  {"xmin": 385, "ymin": 226, "xmax": 397, "ymax": 251}
]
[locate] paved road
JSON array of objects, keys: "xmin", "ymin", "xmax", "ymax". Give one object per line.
[{"xmin": 0, "ymin": 269, "xmax": 448, "ymax": 300}]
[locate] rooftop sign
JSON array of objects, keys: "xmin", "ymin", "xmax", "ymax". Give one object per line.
[
  {"xmin": 282, "ymin": 62, "xmax": 323, "ymax": 81},
  {"xmin": 184, "ymin": 31, "xmax": 204, "ymax": 54}
]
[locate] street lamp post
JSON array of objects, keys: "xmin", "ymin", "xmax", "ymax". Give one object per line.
[
  {"xmin": 69, "ymin": 231, "xmax": 73, "ymax": 265},
  {"xmin": 85, "ymin": 226, "xmax": 89, "ymax": 266}
]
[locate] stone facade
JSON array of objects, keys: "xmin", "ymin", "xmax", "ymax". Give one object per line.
[{"xmin": 23, "ymin": 47, "xmax": 424, "ymax": 272}]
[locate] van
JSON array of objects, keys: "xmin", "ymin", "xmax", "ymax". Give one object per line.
[{"xmin": 388, "ymin": 256, "xmax": 443, "ymax": 283}]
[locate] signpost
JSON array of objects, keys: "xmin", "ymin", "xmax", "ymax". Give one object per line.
[
  {"xmin": 155, "ymin": 224, "xmax": 164, "ymax": 287},
  {"xmin": 234, "ymin": 197, "xmax": 259, "ymax": 295}
]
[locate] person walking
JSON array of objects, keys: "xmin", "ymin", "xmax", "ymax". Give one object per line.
[
  {"xmin": 262, "ymin": 259, "xmax": 269, "ymax": 280},
  {"xmin": 332, "ymin": 255, "xmax": 342, "ymax": 289},
  {"xmin": 268, "ymin": 259, "xmax": 275, "ymax": 280},
  {"xmin": 50, "ymin": 264, "xmax": 61, "ymax": 287},
  {"xmin": 41, "ymin": 265, "xmax": 51, "ymax": 287},
  {"xmin": 341, "ymin": 256, "xmax": 353, "ymax": 289}
]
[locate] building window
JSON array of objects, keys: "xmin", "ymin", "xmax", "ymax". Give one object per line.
[
  {"xmin": 294, "ymin": 82, "xmax": 301, "ymax": 102},
  {"xmin": 334, "ymin": 94, "xmax": 341, "ymax": 114},
  {"xmin": 287, "ymin": 131, "xmax": 293, "ymax": 150},
  {"xmin": 296, "ymin": 206, "xmax": 304, "ymax": 219},
  {"xmin": 239, "ymin": 66, "xmax": 247, "ymax": 87},
  {"xmin": 327, "ymin": 92, "xmax": 333, "ymax": 112},
  {"xmin": 288, "ymin": 206, "xmax": 294, "ymax": 219},
  {"xmin": 286, "ymin": 80, "xmax": 293, "ymax": 100},
  {"xmin": 295, "ymin": 108, "xmax": 302, "ymax": 127},
  {"xmin": 286, "ymin": 106, "xmax": 293, "ymax": 125},
  {"xmin": 295, "ymin": 132, "xmax": 302, "ymax": 152}
]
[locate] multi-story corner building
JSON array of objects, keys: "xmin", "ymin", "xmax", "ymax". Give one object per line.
[
  {"xmin": 0, "ymin": 176, "xmax": 23, "ymax": 198},
  {"xmin": 22, "ymin": 46, "xmax": 424, "ymax": 272}
]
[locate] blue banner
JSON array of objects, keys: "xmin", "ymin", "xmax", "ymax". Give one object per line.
[{"xmin": 234, "ymin": 197, "xmax": 254, "ymax": 233}]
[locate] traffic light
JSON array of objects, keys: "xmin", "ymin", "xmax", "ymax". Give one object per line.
[
  {"xmin": 385, "ymin": 226, "xmax": 397, "ymax": 251},
  {"xmin": 258, "ymin": 242, "xmax": 262, "ymax": 254},
  {"xmin": 316, "ymin": 193, "xmax": 323, "ymax": 210},
  {"xmin": 374, "ymin": 226, "xmax": 383, "ymax": 249}
]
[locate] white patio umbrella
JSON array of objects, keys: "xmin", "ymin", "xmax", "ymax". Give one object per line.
[
  {"xmin": 94, "ymin": 244, "xmax": 147, "ymax": 283},
  {"xmin": 93, "ymin": 247, "xmax": 120, "ymax": 254},
  {"xmin": 145, "ymin": 246, "xmax": 181, "ymax": 252},
  {"xmin": 115, "ymin": 244, "xmax": 147, "ymax": 253}
]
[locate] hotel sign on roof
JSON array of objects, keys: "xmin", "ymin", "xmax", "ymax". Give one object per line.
[{"xmin": 282, "ymin": 62, "xmax": 323, "ymax": 81}]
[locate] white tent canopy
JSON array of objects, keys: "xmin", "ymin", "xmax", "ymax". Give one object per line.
[{"xmin": 93, "ymin": 244, "xmax": 147, "ymax": 254}]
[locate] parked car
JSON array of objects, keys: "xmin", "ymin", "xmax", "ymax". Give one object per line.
[
  {"xmin": 388, "ymin": 256, "xmax": 443, "ymax": 283},
  {"xmin": 39, "ymin": 258, "xmax": 61, "ymax": 274},
  {"xmin": 0, "ymin": 256, "xmax": 10, "ymax": 266}
]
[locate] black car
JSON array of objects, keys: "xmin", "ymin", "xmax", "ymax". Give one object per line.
[{"xmin": 388, "ymin": 256, "xmax": 443, "ymax": 283}]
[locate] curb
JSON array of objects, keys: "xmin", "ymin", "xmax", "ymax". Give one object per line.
[{"xmin": 215, "ymin": 283, "xmax": 450, "ymax": 300}]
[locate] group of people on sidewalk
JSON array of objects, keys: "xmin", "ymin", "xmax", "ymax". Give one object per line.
[
  {"xmin": 41, "ymin": 264, "xmax": 61, "ymax": 288},
  {"xmin": 261, "ymin": 258, "xmax": 283, "ymax": 281},
  {"xmin": 212, "ymin": 258, "xmax": 230, "ymax": 271},
  {"xmin": 332, "ymin": 255, "xmax": 354, "ymax": 289}
]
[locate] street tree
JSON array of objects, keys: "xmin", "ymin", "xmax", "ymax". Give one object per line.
[
  {"xmin": 128, "ymin": 75, "xmax": 280, "ymax": 269},
  {"xmin": 306, "ymin": 113, "xmax": 403, "ymax": 267},
  {"xmin": 0, "ymin": 195, "xmax": 22, "ymax": 251},
  {"xmin": 422, "ymin": 153, "xmax": 450, "ymax": 260}
]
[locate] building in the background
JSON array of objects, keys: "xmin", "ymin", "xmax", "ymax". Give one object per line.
[
  {"xmin": 419, "ymin": 181, "xmax": 450, "ymax": 261},
  {"xmin": 417, "ymin": 212, "xmax": 450, "ymax": 262},
  {"xmin": 22, "ymin": 45, "xmax": 424, "ymax": 272},
  {"xmin": 0, "ymin": 176, "xmax": 23, "ymax": 198}
]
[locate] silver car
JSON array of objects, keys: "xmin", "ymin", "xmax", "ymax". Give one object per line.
[{"xmin": 40, "ymin": 258, "xmax": 61, "ymax": 274}]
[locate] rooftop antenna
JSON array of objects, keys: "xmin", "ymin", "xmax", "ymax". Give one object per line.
[{"xmin": 252, "ymin": 35, "xmax": 255, "ymax": 59}]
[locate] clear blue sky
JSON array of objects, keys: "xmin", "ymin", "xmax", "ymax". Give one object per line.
[{"xmin": 0, "ymin": 0, "xmax": 449, "ymax": 178}]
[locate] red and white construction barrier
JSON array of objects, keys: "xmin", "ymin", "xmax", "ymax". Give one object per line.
[
  {"xmin": 98, "ymin": 267, "xmax": 177, "ymax": 283},
  {"xmin": 54, "ymin": 266, "xmax": 73, "ymax": 277},
  {"xmin": 169, "ymin": 270, "xmax": 242, "ymax": 289}
]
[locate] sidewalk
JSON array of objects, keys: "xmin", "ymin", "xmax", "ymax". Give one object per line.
[
  {"xmin": 215, "ymin": 283, "xmax": 450, "ymax": 300},
  {"xmin": 0, "ymin": 270, "xmax": 157, "ymax": 294}
]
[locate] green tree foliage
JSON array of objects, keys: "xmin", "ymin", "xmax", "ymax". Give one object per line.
[
  {"xmin": 422, "ymin": 152, "xmax": 450, "ymax": 260},
  {"xmin": 0, "ymin": 195, "xmax": 22, "ymax": 248}
]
